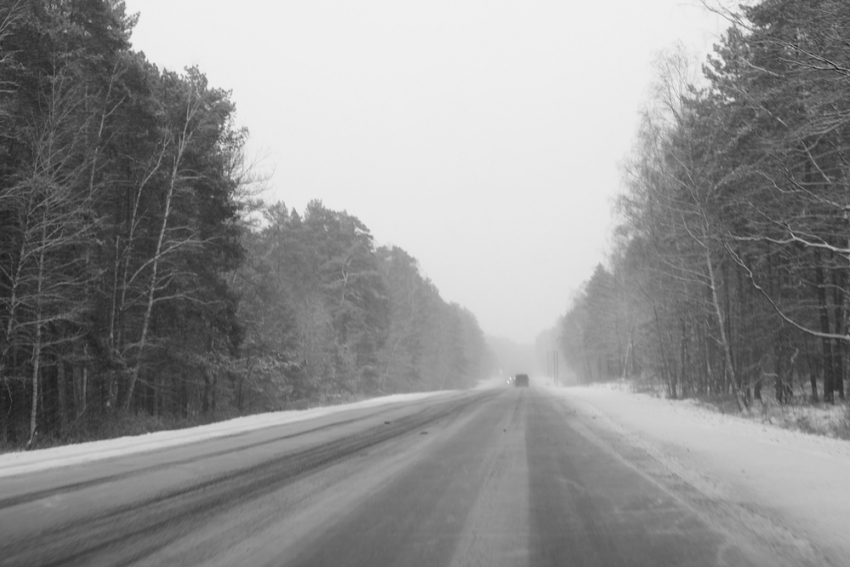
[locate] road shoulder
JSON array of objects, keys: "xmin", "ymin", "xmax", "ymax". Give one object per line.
[{"xmin": 543, "ymin": 385, "xmax": 847, "ymax": 567}]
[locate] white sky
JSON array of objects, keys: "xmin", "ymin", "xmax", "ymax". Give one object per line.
[{"xmin": 124, "ymin": 0, "xmax": 727, "ymax": 344}]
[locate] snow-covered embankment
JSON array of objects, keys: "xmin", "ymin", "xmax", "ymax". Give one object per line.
[{"xmin": 0, "ymin": 391, "xmax": 451, "ymax": 479}]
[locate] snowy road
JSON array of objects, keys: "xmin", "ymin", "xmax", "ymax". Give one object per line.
[{"xmin": 0, "ymin": 386, "xmax": 842, "ymax": 566}]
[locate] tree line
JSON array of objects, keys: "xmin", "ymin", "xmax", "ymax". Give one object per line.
[
  {"xmin": 0, "ymin": 0, "xmax": 492, "ymax": 449},
  {"xmin": 559, "ymin": 0, "xmax": 849, "ymax": 410}
]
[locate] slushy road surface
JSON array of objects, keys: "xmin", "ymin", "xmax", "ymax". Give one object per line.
[{"xmin": 0, "ymin": 386, "xmax": 792, "ymax": 566}]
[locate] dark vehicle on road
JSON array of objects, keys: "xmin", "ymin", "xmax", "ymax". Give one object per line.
[{"xmin": 514, "ymin": 373, "xmax": 529, "ymax": 387}]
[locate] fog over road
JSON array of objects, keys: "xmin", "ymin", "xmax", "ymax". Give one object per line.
[{"xmin": 0, "ymin": 387, "xmax": 809, "ymax": 566}]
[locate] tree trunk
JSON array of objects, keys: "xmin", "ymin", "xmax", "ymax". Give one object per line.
[
  {"xmin": 621, "ymin": 321, "xmax": 635, "ymax": 380},
  {"xmin": 813, "ymin": 253, "xmax": 834, "ymax": 403},
  {"xmin": 74, "ymin": 346, "xmax": 88, "ymax": 419},
  {"xmin": 27, "ymin": 212, "xmax": 50, "ymax": 449},
  {"xmin": 201, "ymin": 367, "xmax": 211, "ymax": 414},
  {"xmin": 809, "ymin": 354, "xmax": 819, "ymax": 402},
  {"xmin": 27, "ymin": 327, "xmax": 41, "ymax": 449},
  {"xmin": 774, "ymin": 328, "xmax": 785, "ymax": 404},
  {"xmin": 768, "ymin": 250, "xmax": 784, "ymax": 403},
  {"xmin": 649, "ymin": 300, "xmax": 670, "ymax": 392},
  {"xmin": 123, "ymin": 99, "xmax": 196, "ymax": 412},
  {"xmin": 706, "ymin": 242, "xmax": 746, "ymax": 411},
  {"xmin": 832, "ymin": 266, "xmax": 845, "ymax": 400},
  {"xmin": 56, "ymin": 356, "xmax": 66, "ymax": 437},
  {"xmin": 722, "ymin": 256, "xmax": 737, "ymax": 396}
]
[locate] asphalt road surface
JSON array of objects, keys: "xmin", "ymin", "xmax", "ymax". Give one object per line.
[{"xmin": 0, "ymin": 387, "xmax": 793, "ymax": 566}]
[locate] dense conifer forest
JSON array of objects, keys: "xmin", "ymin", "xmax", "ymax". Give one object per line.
[
  {"xmin": 0, "ymin": 0, "xmax": 493, "ymax": 450},
  {"xmin": 560, "ymin": 1, "xmax": 850, "ymax": 411}
]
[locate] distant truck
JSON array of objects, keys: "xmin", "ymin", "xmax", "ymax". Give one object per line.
[{"xmin": 514, "ymin": 373, "xmax": 529, "ymax": 388}]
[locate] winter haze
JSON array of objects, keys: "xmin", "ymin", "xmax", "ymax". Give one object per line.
[{"xmin": 124, "ymin": 0, "xmax": 725, "ymax": 344}]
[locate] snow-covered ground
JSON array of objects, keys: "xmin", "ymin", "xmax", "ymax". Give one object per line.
[
  {"xmin": 0, "ymin": 391, "xmax": 452, "ymax": 479},
  {"xmin": 548, "ymin": 383, "xmax": 850, "ymax": 566}
]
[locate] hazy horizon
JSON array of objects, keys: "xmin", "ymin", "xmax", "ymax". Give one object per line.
[{"xmin": 125, "ymin": 0, "xmax": 727, "ymax": 343}]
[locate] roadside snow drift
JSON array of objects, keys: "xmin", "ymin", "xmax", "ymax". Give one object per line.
[
  {"xmin": 0, "ymin": 391, "xmax": 452, "ymax": 479},
  {"xmin": 550, "ymin": 384, "xmax": 850, "ymax": 567}
]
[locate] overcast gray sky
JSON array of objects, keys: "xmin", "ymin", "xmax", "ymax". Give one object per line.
[{"xmin": 124, "ymin": 0, "xmax": 726, "ymax": 344}]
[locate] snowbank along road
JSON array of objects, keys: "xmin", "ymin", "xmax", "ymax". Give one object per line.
[{"xmin": 0, "ymin": 385, "xmax": 841, "ymax": 566}]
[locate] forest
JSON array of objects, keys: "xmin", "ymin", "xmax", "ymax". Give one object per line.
[
  {"xmin": 0, "ymin": 0, "xmax": 493, "ymax": 450},
  {"xmin": 560, "ymin": 0, "xmax": 850, "ymax": 411}
]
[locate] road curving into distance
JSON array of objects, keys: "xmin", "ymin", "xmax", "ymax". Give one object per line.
[{"xmin": 0, "ymin": 386, "xmax": 818, "ymax": 566}]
